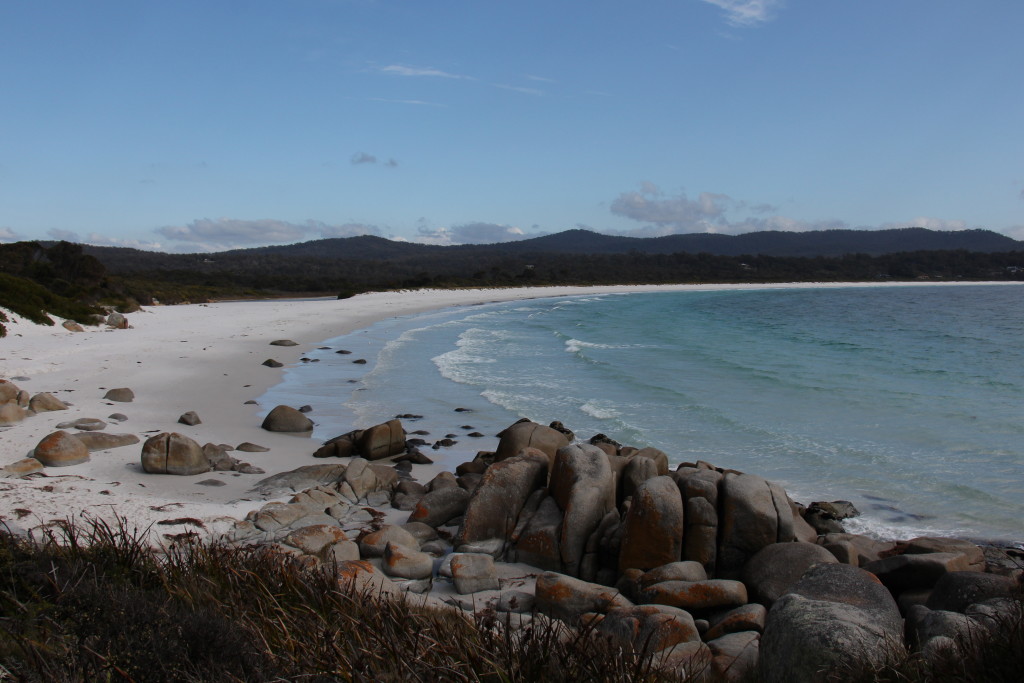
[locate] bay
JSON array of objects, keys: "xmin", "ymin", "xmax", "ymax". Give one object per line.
[{"xmin": 260, "ymin": 284, "xmax": 1024, "ymax": 545}]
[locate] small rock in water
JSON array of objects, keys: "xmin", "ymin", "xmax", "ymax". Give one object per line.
[
  {"xmin": 352, "ymin": 359, "xmax": 367, "ymax": 365},
  {"xmin": 244, "ymin": 400, "xmax": 258, "ymax": 405},
  {"xmin": 454, "ymin": 407, "xmax": 473, "ymax": 413},
  {"xmin": 269, "ymin": 339, "xmax": 299, "ymax": 346},
  {"xmin": 298, "ymin": 405, "xmax": 313, "ymax": 413},
  {"xmin": 335, "ymin": 349, "xmax": 352, "ymax": 354}
]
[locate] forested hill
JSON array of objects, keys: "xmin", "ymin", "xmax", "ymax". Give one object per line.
[
  {"xmin": 4, "ymin": 228, "xmax": 1021, "ymax": 315},
  {"xmin": 82, "ymin": 227, "xmax": 1022, "ymax": 270}
]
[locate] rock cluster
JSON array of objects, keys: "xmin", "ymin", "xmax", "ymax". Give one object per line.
[
  {"xmin": 1, "ymin": 379, "xmax": 70, "ymax": 426},
  {"xmin": 141, "ymin": 432, "xmax": 265, "ymax": 475},
  {"xmin": 237, "ymin": 416, "xmax": 1024, "ymax": 681}
]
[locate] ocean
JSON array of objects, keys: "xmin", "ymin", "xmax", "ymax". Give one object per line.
[{"xmin": 259, "ymin": 284, "xmax": 1024, "ymax": 546}]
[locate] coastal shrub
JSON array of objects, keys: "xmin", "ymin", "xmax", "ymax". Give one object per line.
[{"xmin": 0, "ymin": 272, "xmax": 103, "ymax": 337}]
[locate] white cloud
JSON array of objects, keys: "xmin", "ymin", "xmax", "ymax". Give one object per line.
[
  {"xmin": 1003, "ymin": 225, "xmax": 1024, "ymax": 241},
  {"xmin": 47, "ymin": 228, "xmax": 81, "ymax": 242},
  {"xmin": 82, "ymin": 233, "xmax": 168, "ymax": 251},
  {"xmin": 380, "ymin": 64, "xmax": 474, "ymax": 80},
  {"xmin": 316, "ymin": 222, "xmax": 382, "ymax": 239},
  {"xmin": 609, "ymin": 184, "xmax": 850, "ymax": 236},
  {"xmin": 881, "ymin": 217, "xmax": 971, "ymax": 231},
  {"xmin": 700, "ymin": 0, "xmax": 783, "ymax": 27},
  {"xmin": 414, "ymin": 222, "xmax": 535, "ymax": 245},
  {"xmin": 155, "ymin": 218, "xmax": 380, "ymax": 250},
  {"xmin": 610, "ymin": 184, "xmax": 732, "ymax": 231},
  {"xmin": 0, "ymin": 227, "xmax": 23, "ymax": 242}
]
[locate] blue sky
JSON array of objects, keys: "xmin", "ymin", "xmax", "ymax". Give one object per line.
[{"xmin": 2, "ymin": 0, "xmax": 1022, "ymax": 252}]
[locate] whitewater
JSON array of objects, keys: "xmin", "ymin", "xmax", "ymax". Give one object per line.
[{"xmin": 260, "ymin": 284, "xmax": 1024, "ymax": 546}]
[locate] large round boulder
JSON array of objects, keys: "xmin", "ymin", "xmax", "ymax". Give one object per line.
[
  {"xmin": 357, "ymin": 419, "xmax": 406, "ymax": 460},
  {"xmin": 742, "ymin": 542, "xmax": 839, "ymax": 607},
  {"xmin": 759, "ymin": 563, "xmax": 901, "ymax": 683},
  {"xmin": 456, "ymin": 447, "xmax": 549, "ymax": 548},
  {"xmin": 261, "ymin": 405, "xmax": 314, "ymax": 433},
  {"xmin": 140, "ymin": 432, "xmax": 210, "ymax": 475},
  {"xmin": 495, "ymin": 420, "xmax": 570, "ymax": 463},
  {"xmin": 619, "ymin": 475, "xmax": 684, "ymax": 572},
  {"xmin": 33, "ymin": 431, "xmax": 90, "ymax": 467},
  {"xmin": 550, "ymin": 443, "xmax": 615, "ymax": 576}
]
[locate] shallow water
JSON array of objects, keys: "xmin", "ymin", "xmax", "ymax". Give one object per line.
[{"xmin": 260, "ymin": 284, "xmax": 1024, "ymax": 545}]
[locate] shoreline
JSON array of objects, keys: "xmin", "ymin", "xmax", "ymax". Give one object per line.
[{"xmin": 2, "ymin": 281, "xmax": 1022, "ymax": 540}]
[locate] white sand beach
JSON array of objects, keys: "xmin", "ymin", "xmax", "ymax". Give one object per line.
[{"xmin": 2, "ymin": 281, "xmax": 1019, "ymax": 541}]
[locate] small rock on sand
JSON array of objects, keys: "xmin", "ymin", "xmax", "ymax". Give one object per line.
[{"xmin": 103, "ymin": 388, "xmax": 135, "ymax": 402}]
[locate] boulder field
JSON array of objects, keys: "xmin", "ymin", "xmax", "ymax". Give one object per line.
[{"xmin": 223, "ymin": 417, "xmax": 1022, "ymax": 681}]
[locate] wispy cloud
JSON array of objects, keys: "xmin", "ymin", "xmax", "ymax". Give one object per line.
[
  {"xmin": 380, "ymin": 64, "xmax": 474, "ymax": 80},
  {"xmin": 367, "ymin": 97, "xmax": 446, "ymax": 107},
  {"xmin": 493, "ymin": 83, "xmax": 543, "ymax": 96},
  {"xmin": 0, "ymin": 227, "xmax": 23, "ymax": 242},
  {"xmin": 351, "ymin": 152, "xmax": 399, "ymax": 168},
  {"xmin": 700, "ymin": 0, "xmax": 783, "ymax": 27}
]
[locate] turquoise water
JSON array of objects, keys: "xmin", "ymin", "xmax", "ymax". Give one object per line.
[{"xmin": 261, "ymin": 285, "xmax": 1024, "ymax": 545}]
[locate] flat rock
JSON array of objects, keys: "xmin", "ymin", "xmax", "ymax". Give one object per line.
[
  {"xmin": 72, "ymin": 432, "xmax": 140, "ymax": 452},
  {"xmin": 236, "ymin": 442, "xmax": 270, "ymax": 452},
  {"xmin": 57, "ymin": 418, "xmax": 107, "ymax": 431},
  {"xmin": 639, "ymin": 580, "xmax": 749, "ymax": 614},
  {"xmin": 0, "ymin": 458, "xmax": 45, "ymax": 478},
  {"xmin": 535, "ymin": 571, "xmax": 634, "ymax": 624},
  {"xmin": 253, "ymin": 464, "xmax": 346, "ymax": 495}
]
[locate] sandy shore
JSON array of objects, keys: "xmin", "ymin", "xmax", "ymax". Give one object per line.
[{"xmin": 2, "ymin": 281, "xmax": 1018, "ymax": 540}]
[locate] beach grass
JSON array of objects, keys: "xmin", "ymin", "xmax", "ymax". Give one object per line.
[{"xmin": 0, "ymin": 517, "xmax": 685, "ymax": 682}]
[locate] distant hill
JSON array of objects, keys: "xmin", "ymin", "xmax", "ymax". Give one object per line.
[{"xmin": 80, "ymin": 227, "xmax": 1024, "ymax": 270}]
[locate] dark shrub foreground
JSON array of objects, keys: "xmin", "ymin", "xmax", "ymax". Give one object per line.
[
  {"xmin": 1, "ymin": 518, "xmax": 1020, "ymax": 682},
  {"xmin": 0, "ymin": 518, "xmax": 686, "ymax": 682}
]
